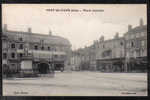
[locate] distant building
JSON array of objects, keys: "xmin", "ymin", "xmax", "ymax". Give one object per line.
[
  {"xmin": 73, "ymin": 19, "xmax": 147, "ymax": 72},
  {"xmin": 70, "ymin": 52, "xmax": 84, "ymax": 71},
  {"xmin": 70, "ymin": 46, "xmax": 97, "ymax": 71},
  {"xmin": 2, "ymin": 25, "xmax": 71, "ymax": 76},
  {"xmin": 96, "ymin": 18, "xmax": 147, "ymax": 72},
  {"xmin": 95, "ymin": 34, "xmax": 125, "ymax": 72}
]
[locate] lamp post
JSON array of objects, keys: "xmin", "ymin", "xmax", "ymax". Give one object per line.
[{"xmin": 52, "ymin": 50, "xmax": 55, "ymax": 74}]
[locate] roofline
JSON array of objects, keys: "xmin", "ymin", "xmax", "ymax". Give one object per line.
[{"xmin": 3, "ymin": 29, "xmax": 71, "ymax": 46}]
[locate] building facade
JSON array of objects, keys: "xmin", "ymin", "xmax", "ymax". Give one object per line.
[
  {"xmin": 70, "ymin": 46, "xmax": 97, "ymax": 71},
  {"xmin": 2, "ymin": 25, "xmax": 71, "ymax": 76},
  {"xmin": 124, "ymin": 18, "xmax": 147, "ymax": 72},
  {"xmin": 96, "ymin": 18, "xmax": 147, "ymax": 72},
  {"xmin": 70, "ymin": 51, "xmax": 84, "ymax": 71},
  {"xmin": 72, "ymin": 19, "xmax": 147, "ymax": 72},
  {"xmin": 95, "ymin": 34, "xmax": 125, "ymax": 72}
]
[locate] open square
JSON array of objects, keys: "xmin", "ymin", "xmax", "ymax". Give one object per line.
[{"xmin": 3, "ymin": 71, "xmax": 147, "ymax": 96}]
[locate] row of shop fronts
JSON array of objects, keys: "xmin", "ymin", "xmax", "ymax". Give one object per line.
[
  {"xmin": 3, "ymin": 56, "xmax": 65, "ymax": 77},
  {"xmin": 71, "ymin": 19, "xmax": 147, "ymax": 72},
  {"xmin": 96, "ymin": 57, "xmax": 147, "ymax": 72}
]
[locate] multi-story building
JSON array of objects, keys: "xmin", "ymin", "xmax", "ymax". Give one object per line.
[
  {"xmin": 2, "ymin": 25, "xmax": 71, "ymax": 76},
  {"xmin": 95, "ymin": 33, "xmax": 125, "ymax": 72},
  {"xmin": 70, "ymin": 46, "xmax": 97, "ymax": 71},
  {"xmin": 72, "ymin": 18, "xmax": 147, "ymax": 72},
  {"xmin": 124, "ymin": 18, "xmax": 147, "ymax": 72},
  {"xmin": 95, "ymin": 18, "xmax": 147, "ymax": 72},
  {"xmin": 70, "ymin": 51, "xmax": 84, "ymax": 71}
]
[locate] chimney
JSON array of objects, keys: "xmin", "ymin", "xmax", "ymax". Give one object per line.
[
  {"xmin": 49, "ymin": 30, "xmax": 52, "ymax": 36},
  {"xmin": 3, "ymin": 24, "xmax": 7, "ymax": 31},
  {"xmin": 28, "ymin": 27, "xmax": 32, "ymax": 33},
  {"xmin": 99, "ymin": 35, "xmax": 104, "ymax": 42},
  {"xmin": 115, "ymin": 32, "xmax": 119, "ymax": 39},
  {"xmin": 140, "ymin": 18, "xmax": 144, "ymax": 26},
  {"xmin": 128, "ymin": 25, "xmax": 132, "ymax": 32}
]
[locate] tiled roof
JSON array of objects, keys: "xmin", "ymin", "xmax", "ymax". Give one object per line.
[{"xmin": 3, "ymin": 30, "xmax": 71, "ymax": 46}]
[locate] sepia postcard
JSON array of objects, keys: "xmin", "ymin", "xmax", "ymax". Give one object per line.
[{"xmin": 2, "ymin": 4, "xmax": 147, "ymax": 96}]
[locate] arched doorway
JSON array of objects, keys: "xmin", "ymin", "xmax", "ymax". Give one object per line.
[{"xmin": 37, "ymin": 63, "xmax": 50, "ymax": 74}]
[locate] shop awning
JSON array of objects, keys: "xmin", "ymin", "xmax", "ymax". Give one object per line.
[{"xmin": 28, "ymin": 50, "xmax": 66, "ymax": 59}]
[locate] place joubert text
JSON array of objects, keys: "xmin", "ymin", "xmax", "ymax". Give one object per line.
[{"xmin": 46, "ymin": 8, "xmax": 104, "ymax": 12}]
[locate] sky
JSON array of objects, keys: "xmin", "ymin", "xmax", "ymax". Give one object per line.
[{"xmin": 2, "ymin": 4, "xmax": 147, "ymax": 50}]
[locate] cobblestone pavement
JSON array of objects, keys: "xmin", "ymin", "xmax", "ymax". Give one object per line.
[{"xmin": 3, "ymin": 71, "xmax": 147, "ymax": 96}]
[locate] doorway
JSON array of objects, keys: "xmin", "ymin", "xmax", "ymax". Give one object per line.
[{"xmin": 38, "ymin": 63, "xmax": 49, "ymax": 74}]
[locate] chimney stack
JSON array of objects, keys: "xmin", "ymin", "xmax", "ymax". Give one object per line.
[
  {"xmin": 140, "ymin": 18, "xmax": 144, "ymax": 26},
  {"xmin": 3, "ymin": 24, "xmax": 7, "ymax": 31},
  {"xmin": 128, "ymin": 25, "xmax": 132, "ymax": 32},
  {"xmin": 28, "ymin": 27, "xmax": 32, "ymax": 33},
  {"xmin": 115, "ymin": 32, "xmax": 119, "ymax": 39},
  {"xmin": 99, "ymin": 35, "xmax": 104, "ymax": 42},
  {"xmin": 49, "ymin": 30, "xmax": 52, "ymax": 36}
]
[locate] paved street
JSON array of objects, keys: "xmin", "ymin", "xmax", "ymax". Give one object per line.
[{"xmin": 3, "ymin": 71, "xmax": 147, "ymax": 96}]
